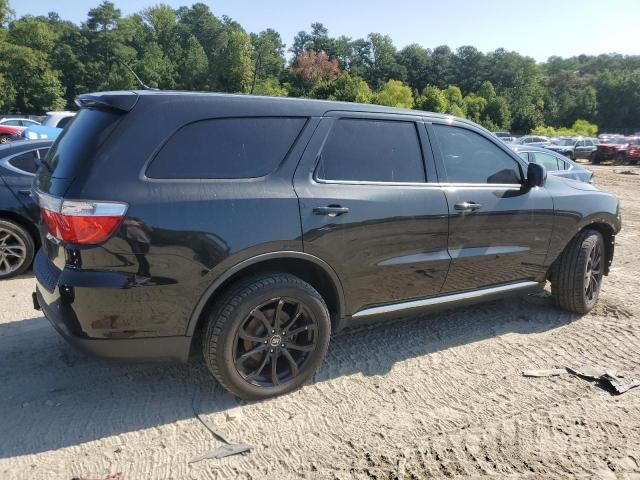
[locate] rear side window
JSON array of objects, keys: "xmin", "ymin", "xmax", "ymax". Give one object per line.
[
  {"xmin": 9, "ymin": 150, "xmax": 39, "ymax": 174},
  {"xmin": 532, "ymin": 152, "xmax": 559, "ymax": 171},
  {"xmin": 56, "ymin": 116, "xmax": 73, "ymax": 129},
  {"xmin": 45, "ymin": 109, "xmax": 121, "ymax": 178},
  {"xmin": 147, "ymin": 117, "xmax": 306, "ymax": 179},
  {"xmin": 316, "ymin": 118, "xmax": 425, "ymax": 183},
  {"xmin": 433, "ymin": 124, "xmax": 522, "ymax": 184}
]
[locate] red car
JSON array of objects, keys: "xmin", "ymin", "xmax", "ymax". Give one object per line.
[
  {"xmin": 0, "ymin": 125, "xmax": 22, "ymax": 144},
  {"xmin": 625, "ymin": 137, "xmax": 640, "ymax": 165},
  {"xmin": 591, "ymin": 136, "xmax": 630, "ymax": 164}
]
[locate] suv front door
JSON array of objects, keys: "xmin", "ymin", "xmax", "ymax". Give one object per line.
[
  {"xmin": 429, "ymin": 122, "xmax": 554, "ymax": 293},
  {"xmin": 294, "ymin": 114, "xmax": 450, "ymax": 315}
]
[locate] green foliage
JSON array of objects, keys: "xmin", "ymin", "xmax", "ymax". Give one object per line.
[
  {"xmin": 416, "ymin": 85, "xmax": 447, "ymax": 113},
  {"xmin": 0, "ymin": 0, "xmax": 637, "ymax": 135},
  {"xmin": 328, "ymin": 73, "xmax": 372, "ymax": 103},
  {"xmin": 373, "ymin": 79, "xmax": 413, "ymax": 108},
  {"xmin": 532, "ymin": 120, "xmax": 598, "ymax": 137}
]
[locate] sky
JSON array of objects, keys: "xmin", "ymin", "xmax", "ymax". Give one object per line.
[{"xmin": 10, "ymin": 0, "xmax": 640, "ymax": 63}]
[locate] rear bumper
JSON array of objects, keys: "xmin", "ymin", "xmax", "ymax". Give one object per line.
[
  {"xmin": 33, "ymin": 248, "xmax": 191, "ymax": 362},
  {"xmin": 35, "ymin": 287, "xmax": 190, "ymax": 362}
]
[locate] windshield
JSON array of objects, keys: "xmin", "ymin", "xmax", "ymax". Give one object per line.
[
  {"xmin": 554, "ymin": 138, "xmax": 575, "ymax": 146},
  {"xmin": 608, "ymin": 137, "xmax": 628, "ymax": 145}
]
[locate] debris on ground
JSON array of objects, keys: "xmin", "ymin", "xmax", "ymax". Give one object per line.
[
  {"xmin": 188, "ymin": 443, "xmax": 252, "ymax": 463},
  {"xmin": 189, "ymin": 395, "xmax": 252, "ymax": 464},
  {"xmin": 71, "ymin": 474, "xmax": 123, "ymax": 480},
  {"xmin": 522, "ymin": 368, "xmax": 568, "ymax": 377},
  {"xmin": 524, "ymin": 365, "xmax": 640, "ymax": 395}
]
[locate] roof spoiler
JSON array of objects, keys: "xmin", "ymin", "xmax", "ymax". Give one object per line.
[{"xmin": 75, "ymin": 91, "xmax": 140, "ymax": 112}]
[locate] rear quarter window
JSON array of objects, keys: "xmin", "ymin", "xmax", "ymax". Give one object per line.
[
  {"xmin": 146, "ymin": 117, "xmax": 306, "ymax": 179},
  {"xmin": 44, "ymin": 108, "xmax": 122, "ymax": 178}
]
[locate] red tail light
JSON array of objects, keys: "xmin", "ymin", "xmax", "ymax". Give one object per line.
[{"xmin": 37, "ymin": 192, "xmax": 127, "ymax": 245}]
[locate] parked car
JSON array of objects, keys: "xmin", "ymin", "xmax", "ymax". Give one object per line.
[
  {"xmin": 33, "ymin": 91, "xmax": 621, "ymax": 400},
  {"xmin": 511, "ymin": 145, "xmax": 594, "ymax": 183},
  {"xmin": 0, "ymin": 125, "xmax": 22, "ymax": 144},
  {"xmin": 0, "ymin": 139, "xmax": 53, "ymax": 278},
  {"xmin": 19, "ymin": 111, "xmax": 76, "ymax": 141},
  {"xmin": 515, "ymin": 135, "xmax": 551, "ymax": 147},
  {"xmin": 622, "ymin": 137, "xmax": 640, "ymax": 165},
  {"xmin": 547, "ymin": 137, "xmax": 598, "ymax": 160},
  {"xmin": 0, "ymin": 118, "xmax": 41, "ymax": 128},
  {"xmin": 592, "ymin": 137, "xmax": 629, "ymax": 164},
  {"xmin": 493, "ymin": 132, "xmax": 517, "ymax": 143},
  {"xmin": 41, "ymin": 111, "xmax": 75, "ymax": 128}
]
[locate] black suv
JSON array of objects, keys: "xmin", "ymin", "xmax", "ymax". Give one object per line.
[{"xmin": 33, "ymin": 91, "xmax": 621, "ymax": 400}]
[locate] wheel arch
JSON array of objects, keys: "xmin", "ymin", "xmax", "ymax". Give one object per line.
[
  {"xmin": 550, "ymin": 220, "xmax": 617, "ymax": 278},
  {"xmin": 186, "ymin": 251, "xmax": 346, "ymax": 338}
]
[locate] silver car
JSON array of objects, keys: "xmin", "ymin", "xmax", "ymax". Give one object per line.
[{"xmin": 510, "ymin": 145, "xmax": 594, "ymax": 183}]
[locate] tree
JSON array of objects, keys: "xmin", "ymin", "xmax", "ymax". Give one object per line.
[
  {"xmin": 443, "ymin": 85, "xmax": 465, "ymax": 115},
  {"xmin": 250, "ymin": 29, "xmax": 285, "ymax": 93},
  {"xmin": 417, "ymin": 85, "xmax": 447, "ymax": 113},
  {"xmin": 464, "ymin": 94, "xmax": 487, "ymax": 123},
  {"xmin": 289, "ymin": 50, "xmax": 340, "ymax": 95},
  {"xmin": 397, "ymin": 43, "xmax": 430, "ymax": 91},
  {"xmin": 365, "ymin": 33, "xmax": 406, "ymax": 89},
  {"xmin": 374, "ymin": 79, "xmax": 413, "ymax": 108},
  {"xmin": 213, "ymin": 22, "xmax": 254, "ymax": 92},
  {"xmin": 328, "ymin": 73, "xmax": 372, "ymax": 103},
  {"xmin": 483, "ymin": 96, "xmax": 511, "ymax": 131},
  {"xmin": 0, "ymin": 42, "xmax": 65, "ymax": 113}
]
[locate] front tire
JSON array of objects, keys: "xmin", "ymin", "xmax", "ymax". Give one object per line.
[
  {"xmin": 202, "ymin": 273, "xmax": 331, "ymax": 400},
  {"xmin": 551, "ymin": 230, "xmax": 604, "ymax": 314},
  {"xmin": 0, "ymin": 219, "xmax": 35, "ymax": 280}
]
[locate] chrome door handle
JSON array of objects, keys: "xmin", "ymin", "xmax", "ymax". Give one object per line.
[
  {"xmin": 455, "ymin": 202, "xmax": 482, "ymax": 212},
  {"xmin": 313, "ymin": 205, "xmax": 350, "ymax": 216}
]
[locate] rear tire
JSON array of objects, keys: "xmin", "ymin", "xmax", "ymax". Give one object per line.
[
  {"xmin": 551, "ymin": 229, "xmax": 604, "ymax": 314},
  {"xmin": 202, "ymin": 273, "xmax": 331, "ymax": 400},
  {"xmin": 0, "ymin": 219, "xmax": 35, "ymax": 280}
]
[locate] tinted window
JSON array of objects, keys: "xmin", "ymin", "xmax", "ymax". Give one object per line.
[
  {"xmin": 316, "ymin": 119, "xmax": 425, "ymax": 183},
  {"xmin": 532, "ymin": 152, "xmax": 559, "ymax": 171},
  {"xmin": 8, "ymin": 150, "xmax": 39, "ymax": 174},
  {"xmin": 147, "ymin": 117, "xmax": 306, "ymax": 179},
  {"xmin": 433, "ymin": 124, "xmax": 522, "ymax": 184},
  {"xmin": 45, "ymin": 109, "xmax": 121, "ymax": 178},
  {"xmin": 56, "ymin": 116, "xmax": 72, "ymax": 129}
]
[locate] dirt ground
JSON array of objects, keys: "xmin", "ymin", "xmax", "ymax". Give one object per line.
[{"xmin": 1, "ymin": 163, "xmax": 639, "ymax": 480}]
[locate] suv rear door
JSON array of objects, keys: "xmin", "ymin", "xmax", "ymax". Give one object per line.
[
  {"xmin": 428, "ymin": 122, "xmax": 554, "ymax": 293},
  {"xmin": 294, "ymin": 112, "xmax": 450, "ymax": 315}
]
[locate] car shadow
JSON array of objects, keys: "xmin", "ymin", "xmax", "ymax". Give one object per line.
[{"xmin": 0, "ymin": 292, "xmax": 580, "ymax": 459}]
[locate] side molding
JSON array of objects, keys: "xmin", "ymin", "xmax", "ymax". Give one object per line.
[{"xmin": 185, "ymin": 251, "xmax": 346, "ymax": 337}]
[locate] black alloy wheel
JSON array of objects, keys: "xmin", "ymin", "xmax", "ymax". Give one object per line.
[
  {"xmin": 233, "ymin": 297, "xmax": 319, "ymax": 387},
  {"xmin": 203, "ymin": 273, "xmax": 331, "ymax": 400}
]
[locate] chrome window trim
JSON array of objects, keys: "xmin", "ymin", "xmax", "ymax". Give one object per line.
[
  {"xmin": 352, "ymin": 281, "xmax": 539, "ymax": 318},
  {"xmin": 313, "ymin": 178, "xmax": 523, "ymax": 189}
]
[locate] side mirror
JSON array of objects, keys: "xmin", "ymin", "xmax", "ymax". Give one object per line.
[{"xmin": 526, "ymin": 162, "xmax": 547, "ymax": 188}]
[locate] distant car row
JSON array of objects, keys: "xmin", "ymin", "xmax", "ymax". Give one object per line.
[
  {"xmin": 0, "ymin": 111, "xmax": 75, "ymax": 144},
  {"xmin": 494, "ymin": 132, "xmax": 640, "ymax": 165}
]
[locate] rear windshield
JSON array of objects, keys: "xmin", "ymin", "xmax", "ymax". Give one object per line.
[{"xmin": 43, "ymin": 108, "xmax": 121, "ymax": 178}]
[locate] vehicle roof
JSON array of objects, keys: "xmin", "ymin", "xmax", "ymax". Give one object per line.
[
  {"xmin": 78, "ymin": 89, "xmax": 478, "ymax": 126},
  {"xmin": 0, "ymin": 139, "xmax": 54, "ymax": 157}
]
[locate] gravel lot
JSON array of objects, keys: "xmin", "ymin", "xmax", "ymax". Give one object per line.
[{"xmin": 1, "ymin": 164, "xmax": 639, "ymax": 480}]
